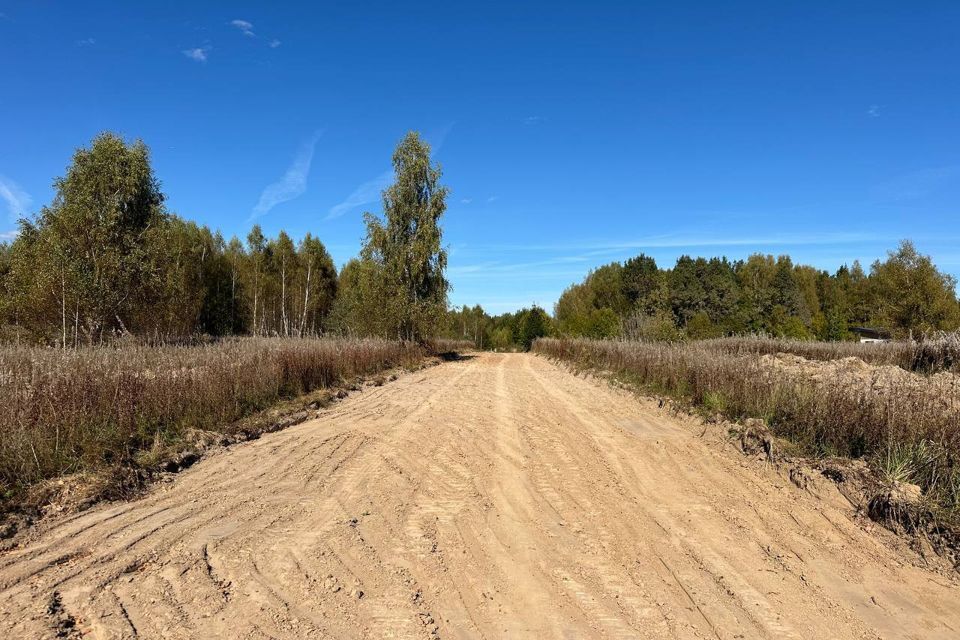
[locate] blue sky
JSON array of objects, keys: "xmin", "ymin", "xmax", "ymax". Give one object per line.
[{"xmin": 1, "ymin": 2, "xmax": 958, "ymax": 313}]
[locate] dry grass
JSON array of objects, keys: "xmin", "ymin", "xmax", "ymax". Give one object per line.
[
  {"xmin": 697, "ymin": 333, "xmax": 960, "ymax": 373},
  {"xmin": 0, "ymin": 338, "xmax": 424, "ymax": 506},
  {"xmin": 534, "ymin": 337, "xmax": 960, "ymax": 522},
  {"xmin": 428, "ymin": 338, "xmax": 476, "ymax": 354}
]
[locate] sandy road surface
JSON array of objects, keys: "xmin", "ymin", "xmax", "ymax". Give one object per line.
[{"xmin": 1, "ymin": 353, "xmax": 959, "ymax": 639}]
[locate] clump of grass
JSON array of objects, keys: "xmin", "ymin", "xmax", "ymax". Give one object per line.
[
  {"xmin": 0, "ymin": 337, "xmax": 424, "ymax": 507},
  {"xmin": 534, "ymin": 337, "xmax": 960, "ymax": 522}
]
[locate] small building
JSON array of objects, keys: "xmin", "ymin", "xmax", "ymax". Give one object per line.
[{"xmin": 850, "ymin": 327, "xmax": 892, "ymax": 343}]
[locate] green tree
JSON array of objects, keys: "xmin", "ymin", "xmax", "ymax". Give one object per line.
[
  {"xmin": 622, "ymin": 254, "xmax": 661, "ymax": 314},
  {"xmin": 361, "ymin": 132, "xmax": 449, "ymax": 342},
  {"xmin": 246, "ymin": 225, "xmax": 267, "ymax": 336},
  {"xmin": 297, "ymin": 234, "xmax": 338, "ymax": 335},
  {"xmin": 516, "ymin": 306, "xmax": 552, "ymax": 350},
  {"xmin": 686, "ymin": 311, "xmax": 720, "ymax": 339},
  {"xmin": 326, "ymin": 258, "xmax": 384, "ymax": 337},
  {"xmin": 6, "ymin": 133, "xmax": 166, "ymax": 343},
  {"xmin": 868, "ymin": 240, "xmax": 960, "ymax": 336}
]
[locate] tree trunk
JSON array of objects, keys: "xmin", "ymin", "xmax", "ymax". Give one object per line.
[
  {"xmin": 301, "ymin": 262, "xmax": 312, "ymax": 336},
  {"xmin": 281, "ymin": 258, "xmax": 288, "ymax": 337},
  {"xmin": 61, "ymin": 268, "xmax": 67, "ymax": 349}
]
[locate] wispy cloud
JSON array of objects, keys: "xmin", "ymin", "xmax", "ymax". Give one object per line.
[
  {"xmin": 0, "ymin": 176, "xmax": 32, "ymax": 221},
  {"xmin": 867, "ymin": 104, "xmax": 882, "ymax": 118},
  {"xmin": 326, "ymin": 170, "xmax": 392, "ymax": 220},
  {"xmin": 269, "ymin": 39, "xmax": 281, "ymax": 48},
  {"xmin": 77, "ymin": 37, "xmax": 96, "ymax": 47},
  {"xmin": 182, "ymin": 46, "xmax": 210, "ymax": 62},
  {"xmin": 524, "ymin": 115, "xmax": 543, "ymax": 125},
  {"xmin": 325, "ymin": 124, "xmax": 453, "ymax": 221},
  {"xmin": 0, "ymin": 230, "xmax": 18, "ymax": 241},
  {"xmin": 252, "ymin": 131, "xmax": 323, "ymax": 219},
  {"xmin": 230, "ymin": 19, "xmax": 255, "ymax": 37},
  {"xmin": 426, "ymin": 122, "xmax": 455, "ymax": 152},
  {"xmin": 460, "ymin": 198, "xmax": 472, "ymax": 204},
  {"xmin": 486, "ymin": 195, "xmax": 499, "ymax": 203}
]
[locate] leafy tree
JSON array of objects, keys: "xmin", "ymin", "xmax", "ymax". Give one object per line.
[
  {"xmin": 297, "ymin": 234, "xmax": 337, "ymax": 335},
  {"xmin": 6, "ymin": 133, "xmax": 166, "ymax": 343},
  {"xmin": 516, "ymin": 306, "xmax": 552, "ymax": 350},
  {"xmin": 246, "ymin": 225, "xmax": 267, "ymax": 336},
  {"xmin": 869, "ymin": 240, "xmax": 960, "ymax": 336},
  {"xmin": 686, "ymin": 311, "xmax": 720, "ymax": 339},
  {"xmin": 622, "ymin": 254, "xmax": 661, "ymax": 314},
  {"xmin": 361, "ymin": 132, "xmax": 449, "ymax": 342},
  {"xmin": 326, "ymin": 258, "xmax": 384, "ymax": 337},
  {"xmin": 623, "ymin": 310, "xmax": 684, "ymax": 342},
  {"xmin": 669, "ymin": 256, "xmax": 708, "ymax": 325}
]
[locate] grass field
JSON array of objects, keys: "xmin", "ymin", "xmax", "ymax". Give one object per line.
[{"xmin": 0, "ymin": 337, "xmax": 426, "ymax": 510}]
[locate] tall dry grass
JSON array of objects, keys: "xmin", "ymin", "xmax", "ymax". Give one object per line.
[
  {"xmin": 697, "ymin": 333, "xmax": 960, "ymax": 373},
  {"xmin": 428, "ymin": 338, "xmax": 476, "ymax": 354},
  {"xmin": 0, "ymin": 338, "xmax": 423, "ymax": 502},
  {"xmin": 534, "ymin": 337, "xmax": 960, "ymax": 519}
]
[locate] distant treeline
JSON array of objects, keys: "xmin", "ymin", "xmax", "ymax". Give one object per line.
[
  {"xmin": 0, "ymin": 131, "xmax": 449, "ymax": 345},
  {"xmin": 439, "ymin": 244, "xmax": 960, "ymax": 348},
  {"xmin": 550, "ymin": 246, "xmax": 960, "ymax": 340}
]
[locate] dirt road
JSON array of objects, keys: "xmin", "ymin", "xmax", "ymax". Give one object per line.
[{"xmin": 1, "ymin": 353, "xmax": 958, "ymax": 639}]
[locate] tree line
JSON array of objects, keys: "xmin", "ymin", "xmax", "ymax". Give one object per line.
[
  {"xmin": 436, "ymin": 244, "xmax": 960, "ymax": 348},
  {"xmin": 5, "ymin": 131, "xmax": 955, "ymax": 349},
  {"xmin": 0, "ymin": 132, "xmax": 448, "ymax": 345},
  {"xmin": 549, "ymin": 244, "xmax": 960, "ymax": 341}
]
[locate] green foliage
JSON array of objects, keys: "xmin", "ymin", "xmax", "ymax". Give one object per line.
[
  {"xmin": 360, "ymin": 132, "xmax": 449, "ymax": 342},
  {"xmin": 685, "ymin": 311, "xmax": 719, "ymax": 340},
  {"xmin": 516, "ymin": 306, "xmax": 553, "ymax": 351},
  {"xmin": 622, "ymin": 254, "xmax": 661, "ymax": 313},
  {"xmin": 5, "ymin": 133, "xmax": 165, "ymax": 342},
  {"xmin": 869, "ymin": 240, "xmax": 960, "ymax": 337},
  {"xmin": 327, "ymin": 259, "xmax": 384, "ymax": 337},
  {"xmin": 623, "ymin": 310, "xmax": 684, "ymax": 342},
  {"xmin": 549, "ymin": 241, "xmax": 958, "ymax": 342},
  {"xmin": 0, "ymin": 133, "xmax": 343, "ymax": 343}
]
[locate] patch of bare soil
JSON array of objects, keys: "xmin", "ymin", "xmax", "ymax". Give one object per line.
[
  {"xmin": 761, "ymin": 352, "xmax": 960, "ymax": 405},
  {"xmin": 1, "ymin": 353, "xmax": 958, "ymax": 639}
]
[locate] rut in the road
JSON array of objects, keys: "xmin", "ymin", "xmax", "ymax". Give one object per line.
[{"xmin": 1, "ymin": 352, "xmax": 958, "ymax": 639}]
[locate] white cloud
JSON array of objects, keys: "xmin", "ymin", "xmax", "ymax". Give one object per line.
[
  {"xmin": 0, "ymin": 230, "xmax": 18, "ymax": 241},
  {"xmin": 524, "ymin": 115, "xmax": 542, "ymax": 125},
  {"xmin": 486, "ymin": 195, "xmax": 499, "ymax": 203},
  {"xmin": 326, "ymin": 170, "xmax": 393, "ymax": 220},
  {"xmin": 269, "ymin": 39, "xmax": 281, "ymax": 48},
  {"xmin": 230, "ymin": 19, "xmax": 255, "ymax": 37},
  {"xmin": 182, "ymin": 47, "xmax": 210, "ymax": 62},
  {"xmin": 252, "ymin": 131, "xmax": 323, "ymax": 219},
  {"xmin": 867, "ymin": 104, "xmax": 882, "ymax": 117},
  {"xmin": 460, "ymin": 198, "xmax": 472, "ymax": 204},
  {"xmin": 0, "ymin": 176, "xmax": 32, "ymax": 221},
  {"xmin": 77, "ymin": 38, "xmax": 96, "ymax": 46}
]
